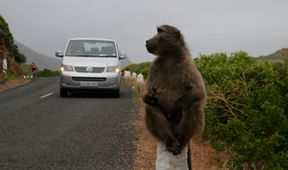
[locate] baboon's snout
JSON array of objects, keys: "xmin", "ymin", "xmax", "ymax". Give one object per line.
[
  {"xmin": 145, "ymin": 40, "xmax": 150, "ymax": 45},
  {"xmin": 145, "ymin": 39, "xmax": 153, "ymax": 53},
  {"xmin": 146, "ymin": 37, "xmax": 158, "ymax": 54}
]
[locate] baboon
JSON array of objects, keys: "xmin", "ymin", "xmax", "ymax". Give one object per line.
[{"xmin": 143, "ymin": 25, "xmax": 206, "ymax": 155}]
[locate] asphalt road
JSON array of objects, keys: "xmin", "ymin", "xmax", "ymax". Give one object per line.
[{"xmin": 0, "ymin": 77, "xmax": 138, "ymax": 170}]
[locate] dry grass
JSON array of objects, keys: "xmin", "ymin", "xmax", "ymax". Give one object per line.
[
  {"xmin": 0, "ymin": 78, "xmax": 31, "ymax": 92},
  {"xmin": 190, "ymin": 140, "xmax": 228, "ymax": 170}
]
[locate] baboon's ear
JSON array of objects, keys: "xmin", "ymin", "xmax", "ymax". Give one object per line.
[
  {"xmin": 157, "ymin": 27, "xmax": 165, "ymax": 33},
  {"xmin": 175, "ymin": 30, "xmax": 182, "ymax": 40}
]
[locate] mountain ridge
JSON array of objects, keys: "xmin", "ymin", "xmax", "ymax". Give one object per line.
[
  {"xmin": 15, "ymin": 41, "xmax": 61, "ymax": 70},
  {"xmin": 258, "ymin": 48, "xmax": 288, "ymax": 62}
]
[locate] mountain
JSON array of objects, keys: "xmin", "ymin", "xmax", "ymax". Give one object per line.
[
  {"xmin": 15, "ymin": 41, "xmax": 61, "ymax": 70},
  {"xmin": 258, "ymin": 48, "xmax": 288, "ymax": 62}
]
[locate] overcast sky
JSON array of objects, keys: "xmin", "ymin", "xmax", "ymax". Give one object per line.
[{"xmin": 1, "ymin": 0, "xmax": 288, "ymax": 63}]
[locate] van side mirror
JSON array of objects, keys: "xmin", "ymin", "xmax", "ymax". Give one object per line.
[
  {"xmin": 55, "ymin": 51, "xmax": 63, "ymax": 57},
  {"xmin": 119, "ymin": 51, "xmax": 126, "ymax": 60}
]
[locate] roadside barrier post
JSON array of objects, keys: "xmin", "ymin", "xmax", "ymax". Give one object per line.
[{"xmin": 156, "ymin": 141, "xmax": 191, "ymax": 170}]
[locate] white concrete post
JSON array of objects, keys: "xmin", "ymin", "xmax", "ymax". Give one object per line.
[
  {"xmin": 156, "ymin": 141, "xmax": 190, "ymax": 170},
  {"xmin": 131, "ymin": 72, "xmax": 137, "ymax": 80},
  {"xmin": 124, "ymin": 70, "xmax": 131, "ymax": 78},
  {"xmin": 136, "ymin": 73, "xmax": 144, "ymax": 83},
  {"xmin": 3, "ymin": 58, "xmax": 7, "ymax": 73}
]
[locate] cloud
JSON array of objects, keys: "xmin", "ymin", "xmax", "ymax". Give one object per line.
[{"xmin": 1, "ymin": 0, "xmax": 288, "ymax": 62}]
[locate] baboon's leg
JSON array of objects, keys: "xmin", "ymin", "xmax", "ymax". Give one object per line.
[
  {"xmin": 145, "ymin": 105, "xmax": 181, "ymax": 155},
  {"xmin": 173, "ymin": 101, "xmax": 205, "ymax": 149}
]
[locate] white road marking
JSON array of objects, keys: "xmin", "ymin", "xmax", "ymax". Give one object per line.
[{"xmin": 40, "ymin": 92, "xmax": 53, "ymax": 99}]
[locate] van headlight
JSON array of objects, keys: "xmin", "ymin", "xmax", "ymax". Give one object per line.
[
  {"xmin": 60, "ymin": 64, "xmax": 74, "ymax": 72},
  {"xmin": 106, "ymin": 66, "xmax": 121, "ymax": 73}
]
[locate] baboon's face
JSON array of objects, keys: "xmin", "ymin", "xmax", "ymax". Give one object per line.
[{"xmin": 146, "ymin": 25, "xmax": 183, "ymax": 55}]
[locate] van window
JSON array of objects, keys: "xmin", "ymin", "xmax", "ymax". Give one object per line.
[{"xmin": 65, "ymin": 40, "xmax": 117, "ymax": 57}]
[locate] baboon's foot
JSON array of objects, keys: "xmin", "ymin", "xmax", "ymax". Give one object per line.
[
  {"xmin": 178, "ymin": 139, "xmax": 189, "ymax": 149},
  {"xmin": 166, "ymin": 139, "xmax": 181, "ymax": 155}
]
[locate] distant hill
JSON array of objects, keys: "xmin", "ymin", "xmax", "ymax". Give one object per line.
[
  {"xmin": 15, "ymin": 41, "xmax": 61, "ymax": 70},
  {"xmin": 258, "ymin": 48, "xmax": 288, "ymax": 62}
]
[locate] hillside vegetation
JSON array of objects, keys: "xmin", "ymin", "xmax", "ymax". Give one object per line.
[
  {"xmin": 0, "ymin": 15, "xmax": 26, "ymax": 77},
  {"xmin": 258, "ymin": 48, "xmax": 288, "ymax": 62},
  {"xmin": 0, "ymin": 16, "xmax": 26, "ymax": 68},
  {"xmin": 1, "ymin": 16, "xmax": 58, "ymax": 79},
  {"xmin": 126, "ymin": 51, "xmax": 288, "ymax": 169}
]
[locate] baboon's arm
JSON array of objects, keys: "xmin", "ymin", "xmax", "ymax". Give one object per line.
[
  {"xmin": 169, "ymin": 84, "xmax": 198, "ymax": 125},
  {"xmin": 169, "ymin": 94, "xmax": 194, "ymax": 125}
]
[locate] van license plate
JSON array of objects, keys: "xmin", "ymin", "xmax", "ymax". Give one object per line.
[{"xmin": 80, "ymin": 82, "xmax": 98, "ymax": 87}]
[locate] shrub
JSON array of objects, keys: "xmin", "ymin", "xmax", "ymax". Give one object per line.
[
  {"xmin": 195, "ymin": 51, "xmax": 288, "ymax": 169},
  {"xmin": 13, "ymin": 49, "xmax": 26, "ymax": 64},
  {"xmin": 36, "ymin": 69, "xmax": 59, "ymax": 77},
  {"xmin": 0, "ymin": 15, "xmax": 26, "ymax": 64},
  {"xmin": 20, "ymin": 64, "xmax": 32, "ymax": 75},
  {"xmin": 1, "ymin": 71, "xmax": 19, "ymax": 81},
  {"xmin": 126, "ymin": 52, "xmax": 288, "ymax": 169}
]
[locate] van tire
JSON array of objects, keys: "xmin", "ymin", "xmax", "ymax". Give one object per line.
[
  {"xmin": 112, "ymin": 89, "xmax": 120, "ymax": 98},
  {"xmin": 60, "ymin": 88, "xmax": 68, "ymax": 97}
]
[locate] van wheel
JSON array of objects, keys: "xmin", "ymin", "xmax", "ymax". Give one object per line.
[
  {"xmin": 60, "ymin": 88, "xmax": 68, "ymax": 97},
  {"xmin": 112, "ymin": 89, "xmax": 120, "ymax": 98}
]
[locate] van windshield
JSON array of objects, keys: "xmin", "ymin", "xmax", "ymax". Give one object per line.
[{"xmin": 65, "ymin": 40, "xmax": 117, "ymax": 57}]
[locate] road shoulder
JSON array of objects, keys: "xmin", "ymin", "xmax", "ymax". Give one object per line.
[{"xmin": 0, "ymin": 79, "xmax": 31, "ymax": 92}]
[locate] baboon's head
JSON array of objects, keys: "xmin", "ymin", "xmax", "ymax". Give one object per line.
[{"xmin": 146, "ymin": 25, "xmax": 186, "ymax": 56}]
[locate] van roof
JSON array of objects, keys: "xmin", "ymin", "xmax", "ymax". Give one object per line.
[{"xmin": 68, "ymin": 38, "xmax": 116, "ymax": 42}]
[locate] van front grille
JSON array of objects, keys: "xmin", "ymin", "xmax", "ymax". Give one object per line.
[
  {"xmin": 74, "ymin": 66, "xmax": 105, "ymax": 73},
  {"xmin": 72, "ymin": 77, "xmax": 107, "ymax": 82}
]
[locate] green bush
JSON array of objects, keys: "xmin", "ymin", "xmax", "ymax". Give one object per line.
[
  {"xmin": 125, "ymin": 62, "xmax": 151, "ymax": 78},
  {"xmin": 195, "ymin": 51, "xmax": 288, "ymax": 169},
  {"xmin": 13, "ymin": 49, "xmax": 26, "ymax": 64},
  {"xmin": 20, "ymin": 64, "xmax": 32, "ymax": 75},
  {"xmin": 0, "ymin": 15, "xmax": 26, "ymax": 64},
  {"xmin": 0, "ymin": 15, "xmax": 14, "ymax": 52},
  {"xmin": 1, "ymin": 71, "xmax": 19, "ymax": 81},
  {"xmin": 35, "ymin": 69, "xmax": 59, "ymax": 77},
  {"xmin": 127, "ymin": 52, "xmax": 288, "ymax": 169}
]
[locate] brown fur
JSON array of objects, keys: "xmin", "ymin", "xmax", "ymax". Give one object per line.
[{"xmin": 144, "ymin": 25, "xmax": 206, "ymax": 155}]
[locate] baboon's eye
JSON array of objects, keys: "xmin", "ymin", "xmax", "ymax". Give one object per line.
[{"xmin": 157, "ymin": 27, "xmax": 165, "ymax": 33}]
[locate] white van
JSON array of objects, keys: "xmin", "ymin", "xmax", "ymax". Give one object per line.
[{"xmin": 55, "ymin": 38, "xmax": 125, "ymax": 97}]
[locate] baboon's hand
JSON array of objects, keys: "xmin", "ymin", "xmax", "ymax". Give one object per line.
[{"xmin": 143, "ymin": 94, "xmax": 159, "ymax": 106}]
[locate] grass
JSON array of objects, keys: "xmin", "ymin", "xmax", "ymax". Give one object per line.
[
  {"xmin": 1, "ymin": 72, "xmax": 19, "ymax": 81},
  {"xmin": 20, "ymin": 64, "xmax": 32, "ymax": 75}
]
